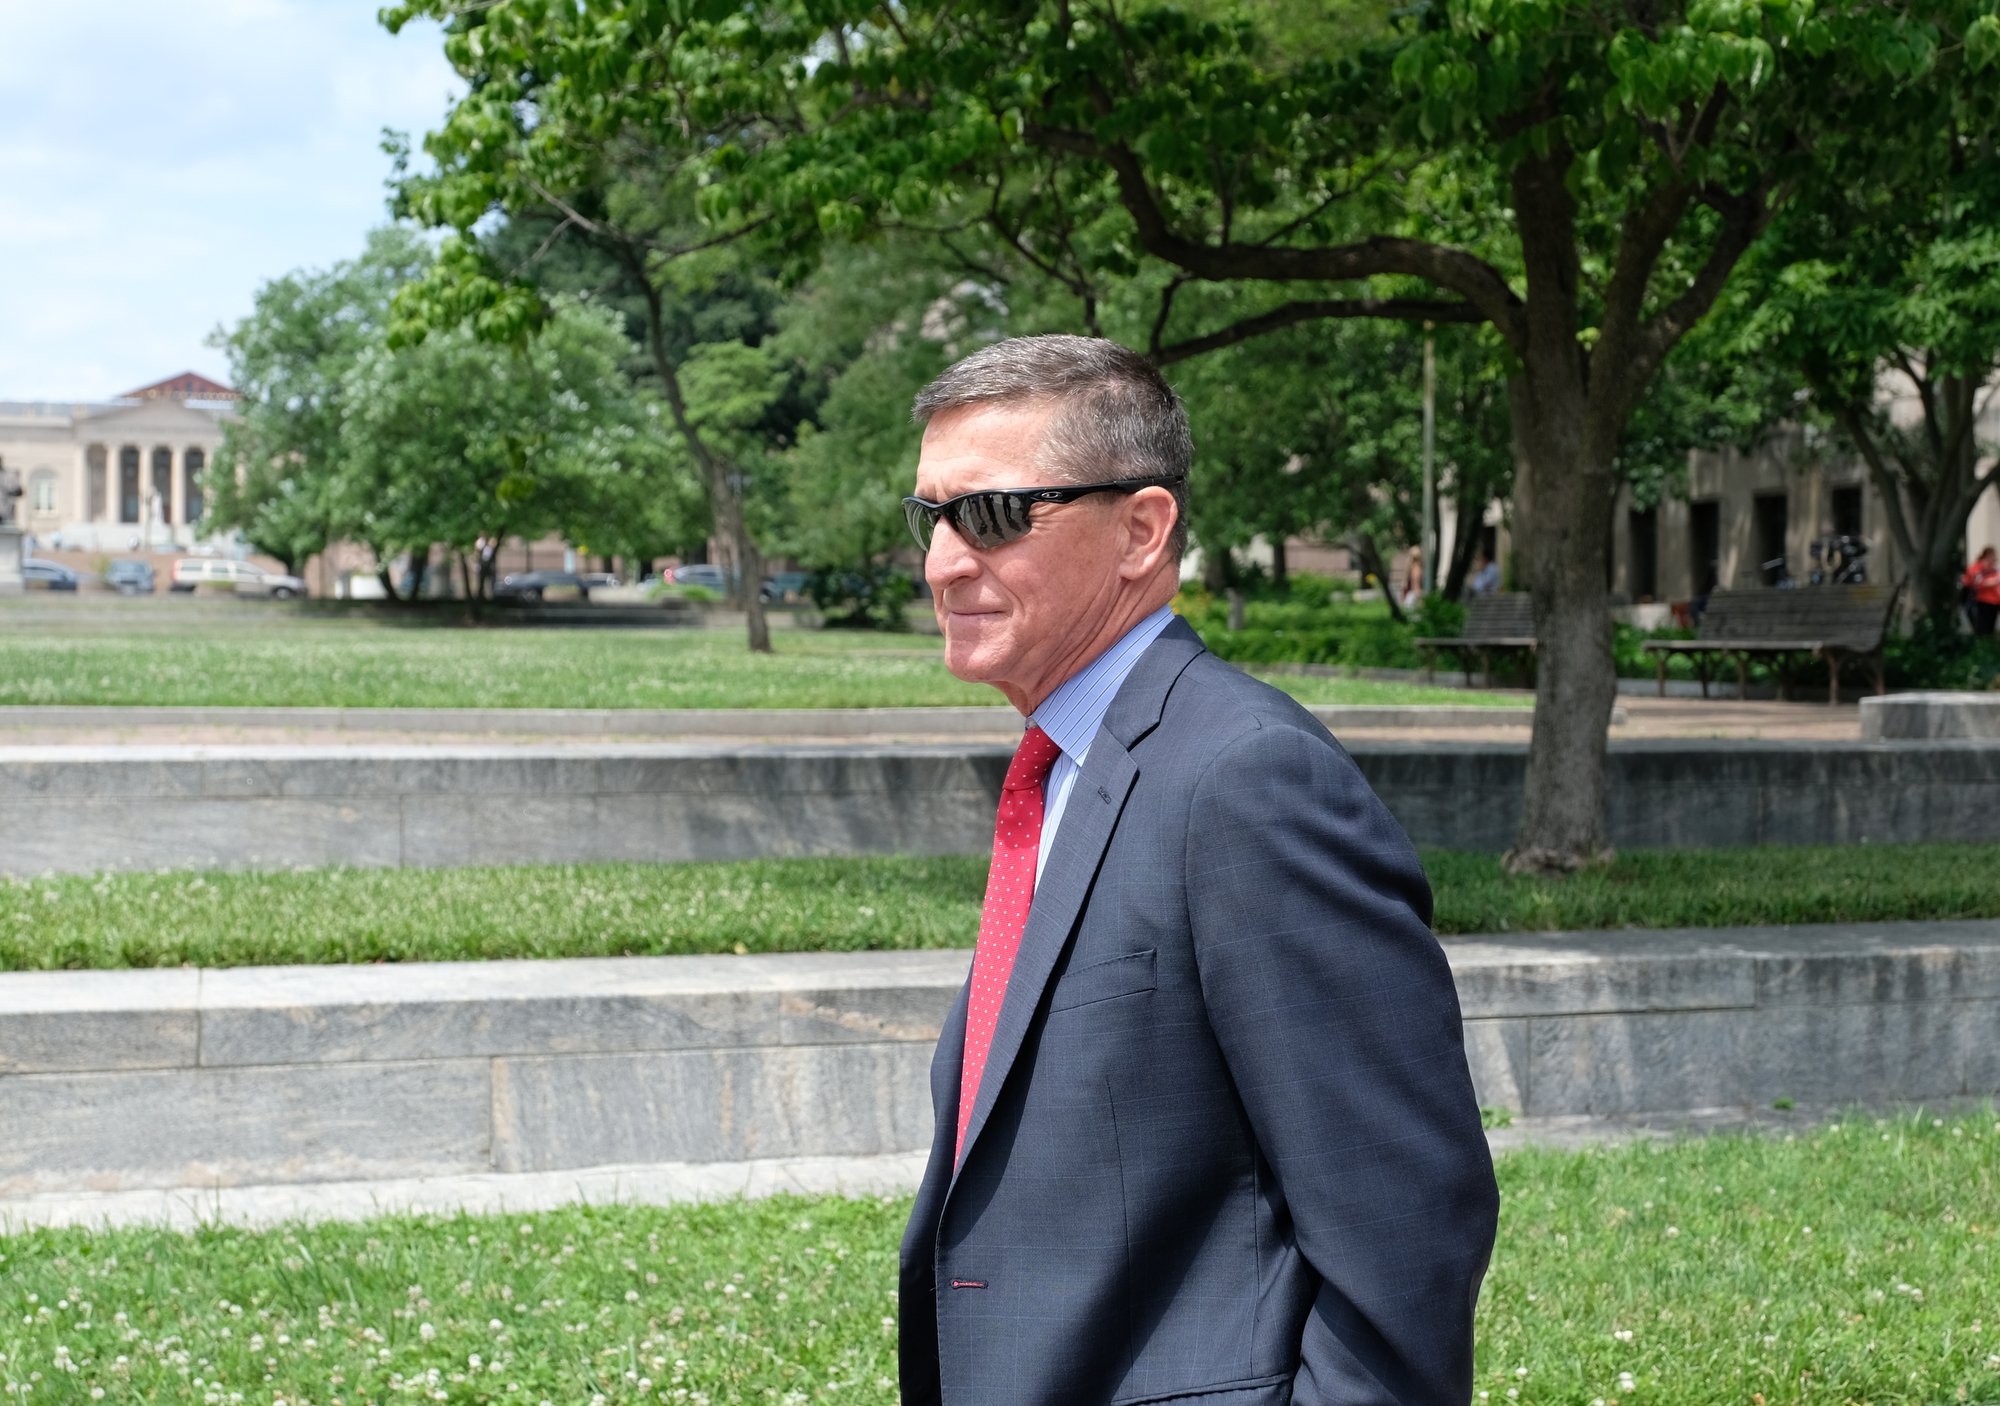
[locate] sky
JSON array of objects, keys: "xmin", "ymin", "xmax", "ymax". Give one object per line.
[{"xmin": 0, "ymin": 0, "xmax": 462, "ymax": 402}]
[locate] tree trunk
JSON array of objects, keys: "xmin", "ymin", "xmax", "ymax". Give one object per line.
[
  {"xmin": 1348, "ymin": 530, "xmax": 1406, "ymax": 624},
  {"xmin": 1201, "ymin": 545, "xmax": 1230, "ymax": 593},
  {"xmin": 626, "ymin": 256, "xmax": 772, "ymax": 654},
  {"xmin": 1443, "ymin": 492, "xmax": 1483, "ymax": 601},
  {"xmin": 1505, "ymin": 375, "xmax": 1618, "ymax": 874},
  {"xmin": 376, "ymin": 567, "xmax": 402, "ymax": 603},
  {"xmin": 1834, "ymin": 372, "xmax": 1998, "ymax": 624},
  {"xmin": 711, "ymin": 462, "xmax": 771, "ymax": 651},
  {"xmin": 1270, "ymin": 537, "xmax": 1288, "ymax": 589}
]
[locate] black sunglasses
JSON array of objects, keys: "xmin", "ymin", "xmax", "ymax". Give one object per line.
[{"xmin": 902, "ymin": 475, "xmax": 1183, "ymax": 551}]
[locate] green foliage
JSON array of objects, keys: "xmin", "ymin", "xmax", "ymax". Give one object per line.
[
  {"xmin": 1162, "ymin": 313, "xmax": 1515, "ymax": 586},
  {"xmin": 806, "ymin": 564, "xmax": 918, "ymax": 632},
  {"xmin": 1712, "ymin": 125, "xmax": 2000, "ymax": 619},
  {"xmin": 339, "ymin": 299, "xmax": 702, "ymax": 567},
  {"xmin": 209, "ymin": 231, "xmax": 702, "ymax": 583},
  {"xmin": 379, "ymin": 0, "xmax": 2000, "ymax": 854},
  {"xmin": 1883, "ymin": 614, "xmax": 2000, "ymax": 692},
  {"xmin": 205, "ymin": 227, "xmax": 433, "ymax": 570},
  {"xmin": 1411, "ymin": 592, "xmax": 1467, "ymax": 642}
]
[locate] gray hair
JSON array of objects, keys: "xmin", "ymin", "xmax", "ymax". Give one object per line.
[{"xmin": 912, "ymin": 334, "xmax": 1191, "ymax": 558}]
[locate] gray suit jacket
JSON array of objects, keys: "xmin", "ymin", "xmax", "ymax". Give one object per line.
[{"xmin": 900, "ymin": 619, "xmax": 1497, "ymax": 1406}]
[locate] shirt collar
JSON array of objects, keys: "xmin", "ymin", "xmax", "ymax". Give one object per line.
[{"xmin": 1030, "ymin": 604, "xmax": 1177, "ymax": 763}]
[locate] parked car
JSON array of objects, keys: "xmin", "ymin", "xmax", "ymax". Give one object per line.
[
  {"xmin": 494, "ymin": 569, "xmax": 592, "ymax": 602},
  {"xmin": 671, "ymin": 563, "xmax": 734, "ymax": 592},
  {"xmin": 169, "ymin": 558, "xmax": 307, "ymax": 599},
  {"xmin": 761, "ymin": 571, "xmax": 812, "ymax": 603},
  {"xmin": 20, "ymin": 559, "xmax": 80, "ymax": 591},
  {"xmin": 577, "ymin": 571, "xmax": 622, "ymax": 590},
  {"xmin": 105, "ymin": 559, "xmax": 155, "ymax": 595}
]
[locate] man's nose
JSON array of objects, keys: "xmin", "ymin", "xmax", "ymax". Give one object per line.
[{"xmin": 924, "ymin": 518, "xmax": 980, "ymax": 593}]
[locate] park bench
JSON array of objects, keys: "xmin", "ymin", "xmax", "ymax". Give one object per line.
[
  {"xmin": 1642, "ymin": 583, "xmax": 1900, "ymax": 704},
  {"xmin": 1415, "ymin": 593, "xmax": 1539, "ymax": 685}
]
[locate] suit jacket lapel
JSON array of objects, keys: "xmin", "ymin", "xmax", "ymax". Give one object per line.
[{"xmin": 949, "ymin": 619, "xmax": 1209, "ymax": 1180}]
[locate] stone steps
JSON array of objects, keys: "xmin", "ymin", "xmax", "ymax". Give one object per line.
[
  {"xmin": 4, "ymin": 923, "xmax": 1996, "ymax": 1205},
  {"xmin": 3, "ymin": 738, "xmax": 1999, "ymax": 875}
]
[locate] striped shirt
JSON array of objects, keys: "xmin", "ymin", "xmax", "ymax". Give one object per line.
[{"xmin": 1029, "ymin": 604, "xmax": 1177, "ymax": 881}]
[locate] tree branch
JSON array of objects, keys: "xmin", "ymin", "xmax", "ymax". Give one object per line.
[
  {"xmin": 1831, "ymin": 397, "xmax": 1920, "ymax": 567},
  {"xmin": 1152, "ymin": 297, "xmax": 1484, "ymax": 366},
  {"xmin": 1620, "ymin": 183, "xmax": 1776, "ymax": 424},
  {"xmin": 1146, "ymin": 275, "xmax": 1188, "ymax": 361},
  {"xmin": 1021, "ymin": 121, "xmax": 1528, "ymax": 350},
  {"xmin": 525, "ymin": 177, "xmax": 772, "ymax": 259}
]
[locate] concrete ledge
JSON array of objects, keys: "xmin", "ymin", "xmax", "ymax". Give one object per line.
[
  {"xmin": 4, "ymin": 737, "xmax": 2000, "ymax": 873},
  {"xmin": 0, "ymin": 1152, "xmax": 934, "ymax": 1232},
  {"xmin": 1861, "ymin": 691, "xmax": 2000, "ymax": 740},
  {"xmin": 3, "ymin": 923, "xmax": 1996, "ymax": 1197},
  {"xmin": 0, "ymin": 701, "xmax": 1544, "ymax": 737}
]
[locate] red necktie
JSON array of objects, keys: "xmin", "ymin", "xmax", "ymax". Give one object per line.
[{"xmin": 957, "ymin": 723, "xmax": 1064, "ymax": 1163}]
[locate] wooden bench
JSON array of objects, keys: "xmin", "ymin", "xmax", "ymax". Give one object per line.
[
  {"xmin": 1415, "ymin": 593, "xmax": 1539, "ymax": 685},
  {"xmin": 1641, "ymin": 584, "xmax": 1900, "ymax": 704}
]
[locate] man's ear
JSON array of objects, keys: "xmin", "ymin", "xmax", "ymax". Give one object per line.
[{"xmin": 1118, "ymin": 486, "xmax": 1179, "ymax": 581}]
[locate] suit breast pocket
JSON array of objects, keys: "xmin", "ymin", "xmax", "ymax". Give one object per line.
[{"xmin": 1047, "ymin": 948, "xmax": 1157, "ymax": 1013}]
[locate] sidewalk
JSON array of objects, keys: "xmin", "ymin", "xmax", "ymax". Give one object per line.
[{"xmin": 0, "ymin": 693, "xmax": 1852, "ymax": 747}]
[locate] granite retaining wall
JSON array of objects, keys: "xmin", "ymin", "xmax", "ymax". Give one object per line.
[
  {"xmin": 3, "ymin": 923, "xmax": 1995, "ymax": 1195},
  {"xmin": 3, "ymin": 739, "xmax": 1998, "ymax": 875}
]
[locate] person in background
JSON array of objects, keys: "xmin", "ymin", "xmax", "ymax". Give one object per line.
[
  {"xmin": 1963, "ymin": 546, "xmax": 1999, "ymax": 636},
  {"xmin": 1468, "ymin": 547, "xmax": 1501, "ymax": 597},
  {"xmin": 1400, "ymin": 543, "xmax": 1425, "ymax": 609}
]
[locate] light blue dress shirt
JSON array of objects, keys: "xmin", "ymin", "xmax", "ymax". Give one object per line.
[{"xmin": 1028, "ymin": 604, "xmax": 1177, "ymax": 881}]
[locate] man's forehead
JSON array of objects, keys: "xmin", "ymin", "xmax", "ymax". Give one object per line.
[{"xmin": 915, "ymin": 400, "xmax": 1057, "ymax": 495}]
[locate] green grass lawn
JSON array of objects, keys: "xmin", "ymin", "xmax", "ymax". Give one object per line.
[
  {"xmin": 2, "ymin": 1112, "xmax": 1995, "ymax": 1404},
  {"xmin": 5, "ymin": 843, "xmax": 1994, "ymax": 972},
  {"xmin": 0, "ymin": 620, "xmax": 1510, "ymax": 710}
]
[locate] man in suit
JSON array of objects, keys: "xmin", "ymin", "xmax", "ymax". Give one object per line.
[{"xmin": 898, "ymin": 334, "xmax": 1498, "ymax": 1406}]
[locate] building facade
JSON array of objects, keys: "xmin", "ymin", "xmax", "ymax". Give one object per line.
[
  {"xmin": 0, "ymin": 373, "xmax": 236, "ymax": 554},
  {"xmin": 1611, "ymin": 376, "xmax": 2000, "ymax": 606}
]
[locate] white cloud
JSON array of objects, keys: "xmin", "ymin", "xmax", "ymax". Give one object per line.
[{"xmin": 0, "ymin": 0, "xmax": 462, "ymax": 399}]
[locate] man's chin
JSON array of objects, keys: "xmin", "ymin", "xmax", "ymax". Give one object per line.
[{"xmin": 940, "ymin": 641, "xmax": 1006, "ymax": 690}]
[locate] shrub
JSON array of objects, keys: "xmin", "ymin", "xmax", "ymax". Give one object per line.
[
  {"xmin": 1174, "ymin": 582, "xmax": 1420, "ymax": 669},
  {"xmin": 807, "ymin": 563, "xmax": 917, "ymax": 631},
  {"xmin": 1885, "ymin": 614, "xmax": 2000, "ymax": 690}
]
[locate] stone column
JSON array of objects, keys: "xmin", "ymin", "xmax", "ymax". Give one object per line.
[
  {"xmin": 169, "ymin": 445, "xmax": 186, "ymax": 528},
  {"xmin": 0, "ymin": 525, "xmax": 22, "ymax": 595}
]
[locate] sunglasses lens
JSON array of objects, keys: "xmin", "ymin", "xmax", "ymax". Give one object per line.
[
  {"xmin": 955, "ymin": 490, "xmax": 1035, "ymax": 549},
  {"xmin": 904, "ymin": 500, "xmax": 936, "ymax": 551}
]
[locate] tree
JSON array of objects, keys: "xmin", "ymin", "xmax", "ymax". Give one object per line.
[
  {"xmin": 383, "ymin": 0, "xmax": 2000, "ymax": 871},
  {"xmin": 1719, "ymin": 145, "xmax": 2000, "ymax": 620},
  {"xmin": 338, "ymin": 299, "xmax": 699, "ymax": 596},
  {"xmin": 214, "ymin": 229, "xmax": 696, "ymax": 597},
  {"xmin": 207, "ymin": 227, "xmax": 432, "ymax": 573},
  {"xmin": 1163, "ymin": 305, "xmax": 1515, "ymax": 610},
  {"xmin": 382, "ymin": 120, "xmax": 798, "ymax": 651}
]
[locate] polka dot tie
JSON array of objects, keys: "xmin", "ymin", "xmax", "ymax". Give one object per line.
[{"xmin": 956, "ymin": 723, "xmax": 1064, "ymax": 1164}]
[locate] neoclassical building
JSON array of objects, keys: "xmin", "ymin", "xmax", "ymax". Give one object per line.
[{"xmin": 0, "ymin": 373, "xmax": 236, "ymax": 551}]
